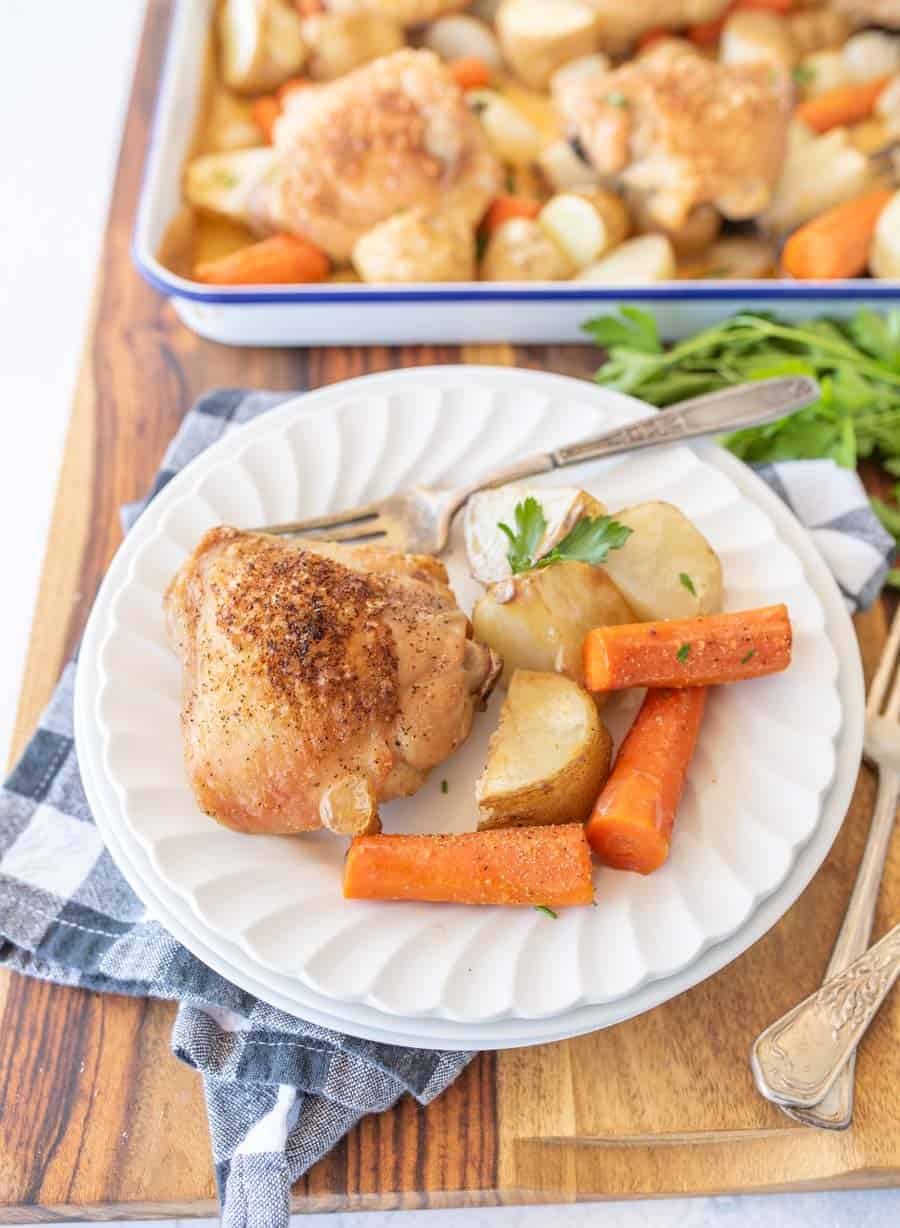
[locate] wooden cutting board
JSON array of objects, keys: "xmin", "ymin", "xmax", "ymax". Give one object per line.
[{"xmin": 1, "ymin": 2, "xmax": 898, "ymax": 1220}]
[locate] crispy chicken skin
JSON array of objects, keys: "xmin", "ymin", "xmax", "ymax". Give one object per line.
[
  {"xmin": 556, "ymin": 40, "xmax": 790, "ymax": 229},
  {"xmin": 588, "ymin": 1, "xmax": 732, "ymax": 56},
  {"xmin": 271, "ymin": 49, "xmax": 503, "ymax": 261},
  {"xmin": 834, "ymin": 0, "xmax": 900, "ymax": 29},
  {"xmin": 165, "ymin": 528, "xmax": 500, "ymax": 837}
]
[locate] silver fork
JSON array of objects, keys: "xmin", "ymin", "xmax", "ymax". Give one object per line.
[
  {"xmin": 751, "ymin": 602, "xmax": 900, "ymax": 1129},
  {"xmin": 255, "ymin": 376, "xmax": 819, "ymax": 552}
]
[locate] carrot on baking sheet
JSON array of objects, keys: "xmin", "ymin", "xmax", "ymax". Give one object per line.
[
  {"xmin": 194, "ymin": 235, "xmax": 330, "ymax": 285},
  {"xmin": 450, "ymin": 55, "xmax": 493, "ymax": 91},
  {"xmin": 343, "ymin": 825, "xmax": 594, "ymax": 908},
  {"xmin": 583, "ymin": 604, "xmax": 792, "ymax": 692},
  {"xmin": 251, "ymin": 95, "xmax": 281, "ymax": 144},
  {"xmin": 795, "ymin": 76, "xmax": 892, "ymax": 134},
  {"xmin": 482, "ymin": 194, "xmax": 542, "ymax": 235},
  {"xmin": 586, "ymin": 687, "xmax": 707, "ymax": 874},
  {"xmin": 782, "ymin": 189, "xmax": 893, "ymax": 280}
]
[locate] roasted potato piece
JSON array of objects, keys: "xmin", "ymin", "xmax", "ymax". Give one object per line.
[
  {"xmin": 539, "ymin": 189, "xmax": 630, "ymax": 269},
  {"xmin": 679, "ymin": 236, "xmax": 777, "ymax": 280},
  {"xmin": 423, "ymin": 14, "xmax": 503, "ymax": 67},
  {"xmin": 763, "ymin": 124, "xmax": 875, "ymax": 234},
  {"xmin": 636, "ymin": 202, "xmax": 721, "ymax": 258},
  {"xmin": 472, "ymin": 560, "xmax": 634, "ymax": 686},
  {"xmin": 465, "ymin": 484, "xmax": 605, "ymax": 583},
  {"xmin": 720, "ymin": 10, "xmax": 795, "ymax": 77},
  {"xmin": 476, "ymin": 670, "xmax": 612, "ymax": 829},
  {"xmin": 184, "ymin": 147, "xmax": 281, "ymax": 232},
  {"xmin": 480, "ymin": 218, "xmax": 574, "ymax": 281},
  {"xmin": 466, "ymin": 89, "xmax": 544, "ymax": 164},
  {"xmin": 870, "ymin": 189, "xmax": 900, "ymax": 279},
  {"xmin": 219, "ymin": 0, "xmax": 308, "ymax": 95},
  {"xmin": 599, "ymin": 501, "xmax": 722, "ymax": 622},
  {"xmin": 574, "ymin": 235, "xmax": 676, "ymax": 284},
  {"xmin": 497, "ymin": 0, "xmax": 599, "ymax": 91},
  {"xmin": 537, "ymin": 139, "xmax": 599, "ymax": 191},
  {"xmin": 352, "ymin": 207, "xmax": 475, "ymax": 282},
  {"xmin": 302, "ymin": 13, "xmax": 404, "ymax": 81}
]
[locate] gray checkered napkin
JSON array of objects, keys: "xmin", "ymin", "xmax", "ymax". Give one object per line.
[{"xmin": 0, "ymin": 389, "xmax": 893, "ymax": 1228}]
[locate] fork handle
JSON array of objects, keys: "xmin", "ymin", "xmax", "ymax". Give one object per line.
[
  {"xmin": 550, "ymin": 376, "xmax": 819, "ymax": 468},
  {"xmin": 456, "ymin": 376, "xmax": 819, "ymax": 503},
  {"xmin": 775, "ymin": 765, "xmax": 900, "ymax": 1128},
  {"xmin": 750, "ymin": 920, "xmax": 900, "ymax": 1110}
]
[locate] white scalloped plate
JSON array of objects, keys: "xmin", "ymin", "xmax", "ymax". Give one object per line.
[{"xmin": 84, "ymin": 367, "xmax": 861, "ymax": 1025}]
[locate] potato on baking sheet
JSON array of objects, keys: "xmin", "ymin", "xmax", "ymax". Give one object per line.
[
  {"xmin": 476, "ymin": 670, "xmax": 612, "ymax": 829},
  {"xmin": 219, "ymin": 0, "xmax": 308, "ymax": 94},
  {"xmin": 599, "ymin": 501, "xmax": 723, "ymax": 621}
]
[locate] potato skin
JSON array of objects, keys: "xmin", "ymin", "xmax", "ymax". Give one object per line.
[
  {"xmin": 472, "ymin": 560, "xmax": 635, "ymax": 686},
  {"xmin": 476, "ymin": 670, "xmax": 612, "ymax": 828}
]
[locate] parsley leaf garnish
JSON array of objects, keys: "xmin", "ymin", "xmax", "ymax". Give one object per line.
[
  {"xmin": 741, "ymin": 649, "xmax": 756, "ymax": 665},
  {"xmin": 677, "ymin": 643, "xmax": 691, "ymax": 662},
  {"xmin": 498, "ymin": 496, "xmax": 547, "ymax": 575},
  {"xmin": 534, "ymin": 905, "xmax": 558, "ymax": 919},
  {"xmin": 792, "ymin": 64, "xmax": 816, "ymax": 87},
  {"xmin": 605, "ymin": 91, "xmax": 629, "ymax": 107},
  {"xmin": 679, "ymin": 572, "xmax": 697, "ymax": 596},
  {"xmin": 538, "ymin": 514, "xmax": 633, "ymax": 569},
  {"xmin": 440, "ymin": 779, "xmax": 449, "ymax": 794},
  {"xmin": 499, "ymin": 497, "xmax": 632, "ymax": 575}
]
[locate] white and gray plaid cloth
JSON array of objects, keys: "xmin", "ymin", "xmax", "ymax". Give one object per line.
[{"xmin": 0, "ymin": 389, "xmax": 894, "ymax": 1228}]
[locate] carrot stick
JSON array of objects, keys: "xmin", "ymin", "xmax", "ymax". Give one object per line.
[
  {"xmin": 277, "ymin": 76, "xmax": 310, "ymax": 103},
  {"xmin": 450, "ymin": 56, "xmax": 493, "ymax": 91},
  {"xmin": 251, "ymin": 95, "xmax": 281, "ymax": 143},
  {"xmin": 343, "ymin": 825, "xmax": 594, "ymax": 908},
  {"xmin": 583, "ymin": 604, "xmax": 792, "ymax": 692},
  {"xmin": 782, "ymin": 189, "xmax": 893, "ymax": 280},
  {"xmin": 194, "ymin": 235, "xmax": 330, "ymax": 285},
  {"xmin": 586, "ymin": 687, "xmax": 707, "ymax": 874},
  {"xmin": 795, "ymin": 75, "xmax": 892, "ymax": 133},
  {"xmin": 483, "ymin": 194, "xmax": 542, "ymax": 235}
]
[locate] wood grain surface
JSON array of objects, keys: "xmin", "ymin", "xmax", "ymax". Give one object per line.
[{"xmin": 1, "ymin": 1, "xmax": 898, "ymax": 1220}]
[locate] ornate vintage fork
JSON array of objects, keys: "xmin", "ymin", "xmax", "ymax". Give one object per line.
[
  {"xmin": 256, "ymin": 376, "xmax": 819, "ymax": 551},
  {"xmin": 751, "ymin": 602, "xmax": 900, "ymax": 1128},
  {"xmin": 751, "ymin": 921, "xmax": 900, "ymax": 1112}
]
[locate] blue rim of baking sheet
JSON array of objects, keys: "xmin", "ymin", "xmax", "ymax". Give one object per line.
[{"xmin": 132, "ymin": 0, "xmax": 900, "ymax": 309}]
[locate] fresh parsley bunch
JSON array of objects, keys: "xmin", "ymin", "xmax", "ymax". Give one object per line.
[
  {"xmin": 498, "ymin": 496, "xmax": 632, "ymax": 575},
  {"xmin": 583, "ymin": 306, "xmax": 900, "ymax": 581},
  {"xmin": 583, "ymin": 306, "xmax": 900, "ymax": 470}
]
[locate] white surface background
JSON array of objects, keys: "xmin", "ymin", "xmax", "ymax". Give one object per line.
[{"xmin": 0, "ymin": 3, "xmax": 898, "ymax": 1226}]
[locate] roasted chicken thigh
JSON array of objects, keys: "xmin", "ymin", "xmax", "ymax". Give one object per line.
[
  {"xmin": 272, "ymin": 48, "xmax": 503, "ymax": 261},
  {"xmin": 556, "ymin": 40, "xmax": 790, "ymax": 229},
  {"xmin": 165, "ymin": 527, "xmax": 499, "ymax": 836}
]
